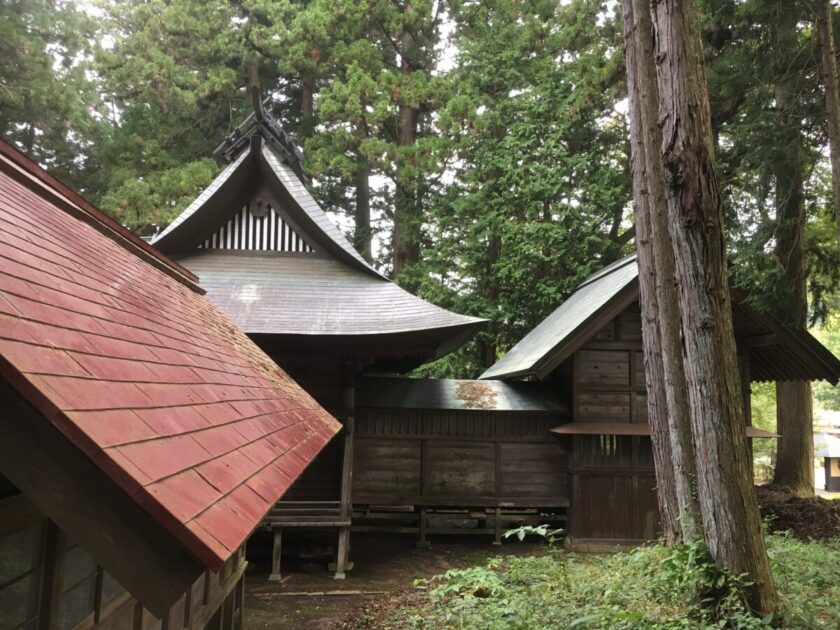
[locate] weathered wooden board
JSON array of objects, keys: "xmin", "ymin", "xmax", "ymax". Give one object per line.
[
  {"xmin": 576, "ymin": 350, "xmax": 630, "ymax": 386},
  {"xmin": 352, "ymin": 439, "xmax": 422, "ymax": 498},
  {"xmin": 593, "ymin": 321, "xmax": 617, "ymax": 341},
  {"xmin": 571, "ymin": 471, "xmax": 658, "ymax": 540},
  {"xmin": 617, "ymin": 311, "xmax": 642, "ymax": 341},
  {"xmin": 632, "ymin": 351, "xmax": 646, "ymax": 387},
  {"xmin": 352, "ymin": 408, "xmax": 569, "ymax": 507},
  {"xmin": 499, "ymin": 443, "xmax": 569, "ymax": 498},
  {"xmin": 426, "ymin": 442, "xmax": 496, "ymax": 497},
  {"xmin": 576, "ymin": 392, "xmax": 631, "ymax": 422},
  {"xmin": 633, "ymin": 393, "xmax": 648, "ymax": 424}
]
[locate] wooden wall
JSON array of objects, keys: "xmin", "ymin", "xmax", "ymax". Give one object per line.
[
  {"xmin": 827, "ymin": 458, "xmax": 840, "ymax": 492},
  {"xmin": 573, "ymin": 305, "xmax": 648, "ymax": 427},
  {"xmin": 266, "ymin": 356, "xmax": 352, "ymax": 504},
  {"xmin": 353, "ymin": 409, "xmax": 569, "ymax": 507},
  {"xmin": 564, "ymin": 304, "xmax": 660, "ymax": 544},
  {"xmin": 569, "ymin": 436, "xmax": 658, "ymax": 543},
  {"xmin": 0, "ymin": 491, "xmax": 245, "ymax": 630}
]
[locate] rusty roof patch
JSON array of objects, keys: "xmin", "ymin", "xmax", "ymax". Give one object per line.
[{"xmin": 455, "ymin": 380, "xmax": 498, "ymax": 409}]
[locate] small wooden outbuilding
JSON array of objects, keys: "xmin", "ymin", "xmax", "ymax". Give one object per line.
[
  {"xmin": 483, "ymin": 255, "xmax": 840, "ymax": 549},
  {"xmin": 0, "ymin": 141, "xmax": 340, "ymax": 628},
  {"xmin": 816, "ymin": 431, "xmax": 840, "ymax": 492}
]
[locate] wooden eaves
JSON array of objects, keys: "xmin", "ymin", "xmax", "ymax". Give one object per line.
[
  {"xmin": 549, "ymin": 422, "xmax": 779, "ymax": 439},
  {"xmin": 482, "ymin": 255, "xmax": 840, "ymax": 385}
]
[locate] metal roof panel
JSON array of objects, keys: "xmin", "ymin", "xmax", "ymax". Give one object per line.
[
  {"xmin": 356, "ymin": 376, "xmax": 567, "ymax": 412},
  {"xmin": 481, "ymin": 256, "xmax": 638, "ymax": 379}
]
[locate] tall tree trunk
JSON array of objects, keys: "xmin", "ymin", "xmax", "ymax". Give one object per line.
[
  {"xmin": 479, "ymin": 234, "xmax": 501, "ymax": 369},
  {"xmin": 772, "ymin": 6, "xmax": 814, "ymax": 496},
  {"xmin": 354, "ymin": 161, "xmax": 373, "ymax": 261},
  {"xmin": 624, "ymin": 0, "xmax": 701, "ymax": 544},
  {"xmin": 650, "ymin": 0, "xmax": 778, "ymax": 615},
  {"xmin": 623, "ymin": 0, "xmax": 679, "ymax": 545},
  {"xmin": 816, "ymin": 0, "xmax": 840, "ymax": 246},
  {"xmin": 393, "ymin": 17, "xmax": 422, "ymax": 283},
  {"xmin": 774, "ymin": 382, "xmax": 814, "ymax": 493},
  {"xmin": 300, "ymin": 71, "xmax": 316, "ymax": 138}
]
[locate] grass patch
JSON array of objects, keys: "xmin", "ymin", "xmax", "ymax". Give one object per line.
[{"xmin": 385, "ymin": 533, "xmax": 840, "ymax": 629}]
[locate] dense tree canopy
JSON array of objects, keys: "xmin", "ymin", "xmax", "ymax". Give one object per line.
[{"xmin": 1, "ymin": 0, "xmax": 839, "ymax": 381}]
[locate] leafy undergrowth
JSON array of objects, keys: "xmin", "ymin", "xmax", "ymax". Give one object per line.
[{"xmin": 385, "ymin": 534, "xmax": 840, "ymax": 629}]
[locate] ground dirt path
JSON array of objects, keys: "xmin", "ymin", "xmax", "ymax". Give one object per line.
[{"xmin": 244, "ymin": 532, "xmax": 547, "ymax": 629}]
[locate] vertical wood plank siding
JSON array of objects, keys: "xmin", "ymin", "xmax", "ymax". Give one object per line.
[
  {"xmin": 567, "ymin": 305, "xmax": 660, "ymax": 542},
  {"xmin": 352, "ymin": 409, "xmax": 569, "ymax": 506},
  {"xmin": 198, "ymin": 204, "xmax": 314, "ymax": 252}
]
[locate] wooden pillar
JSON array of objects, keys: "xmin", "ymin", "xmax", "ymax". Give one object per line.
[
  {"xmin": 234, "ymin": 573, "xmax": 245, "ymax": 630},
  {"xmin": 38, "ymin": 522, "xmax": 66, "ymax": 630},
  {"xmin": 268, "ymin": 528, "xmax": 282, "ymax": 582},
  {"xmin": 183, "ymin": 583, "xmax": 192, "ymax": 628},
  {"xmin": 335, "ymin": 409, "xmax": 354, "ymax": 579},
  {"xmin": 417, "ymin": 506, "xmax": 430, "ymax": 549},
  {"xmin": 221, "ymin": 588, "xmax": 235, "ymax": 629},
  {"xmin": 417, "ymin": 437, "xmax": 430, "ymax": 549},
  {"xmin": 492, "ymin": 506, "xmax": 502, "ymax": 546},
  {"xmin": 823, "ymin": 458, "xmax": 828, "ymax": 491},
  {"xmin": 739, "ymin": 353, "xmax": 754, "ymax": 474},
  {"xmin": 205, "ymin": 604, "xmax": 222, "ymax": 630},
  {"xmin": 335, "ymin": 527, "xmax": 350, "ymax": 580}
]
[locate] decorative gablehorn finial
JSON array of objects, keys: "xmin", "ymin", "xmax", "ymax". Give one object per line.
[
  {"xmin": 213, "ymin": 88, "xmax": 306, "ymax": 182},
  {"xmin": 251, "ymin": 85, "xmax": 266, "ymax": 123}
]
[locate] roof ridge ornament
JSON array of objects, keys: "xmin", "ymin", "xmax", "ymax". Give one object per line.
[{"xmin": 213, "ymin": 86, "xmax": 307, "ymax": 183}]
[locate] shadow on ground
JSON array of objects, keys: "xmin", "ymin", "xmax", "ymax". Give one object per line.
[{"xmin": 244, "ymin": 532, "xmax": 548, "ymax": 629}]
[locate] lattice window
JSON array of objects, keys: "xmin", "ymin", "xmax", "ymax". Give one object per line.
[
  {"xmin": 0, "ymin": 520, "xmax": 45, "ymax": 629},
  {"xmin": 575, "ymin": 435, "xmax": 634, "ymax": 468}
]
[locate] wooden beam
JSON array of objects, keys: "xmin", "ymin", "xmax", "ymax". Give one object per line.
[{"xmin": 0, "ymin": 381, "xmax": 204, "ymax": 617}]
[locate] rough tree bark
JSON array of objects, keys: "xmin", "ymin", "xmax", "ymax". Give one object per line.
[
  {"xmin": 771, "ymin": 6, "xmax": 815, "ymax": 497},
  {"xmin": 479, "ymin": 234, "xmax": 501, "ymax": 369},
  {"xmin": 623, "ymin": 0, "xmax": 679, "ymax": 545},
  {"xmin": 816, "ymin": 0, "xmax": 840, "ymax": 245},
  {"xmin": 393, "ymin": 13, "xmax": 422, "ymax": 281},
  {"xmin": 354, "ymin": 160, "xmax": 373, "ymax": 261},
  {"xmin": 775, "ymin": 380, "xmax": 814, "ymax": 494},
  {"xmin": 649, "ymin": 0, "xmax": 778, "ymax": 614},
  {"xmin": 624, "ymin": 0, "xmax": 701, "ymax": 544}
]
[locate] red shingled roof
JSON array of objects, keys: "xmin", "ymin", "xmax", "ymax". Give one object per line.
[{"xmin": 0, "ymin": 141, "xmax": 341, "ymax": 568}]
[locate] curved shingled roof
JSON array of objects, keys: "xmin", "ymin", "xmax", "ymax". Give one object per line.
[
  {"xmin": 482, "ymin": 255, "xmax": 840, "ymax": 384},
  {"xmin": 153, "ymin": 137, "xmax": 485, "ymax": 350},
  {"xmin": 173, "ymin": 250, "xmax": 483, "ymax": 337}
]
